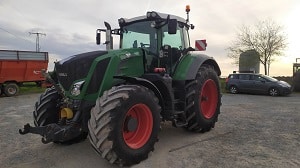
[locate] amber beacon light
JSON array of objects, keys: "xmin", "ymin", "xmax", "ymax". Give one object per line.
[{"xmin": 186, "ymin": 5, "xmax": 190, "ymax": 12}]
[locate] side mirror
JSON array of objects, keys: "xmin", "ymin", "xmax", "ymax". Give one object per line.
[
  {"xmin": 96, "ymin": 30, "xmax": 101, "ymax": 45},
  {"xmin": 168, "ymin": 19, "xmax": 177, "ymax": 34}
]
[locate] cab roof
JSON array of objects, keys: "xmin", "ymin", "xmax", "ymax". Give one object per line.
[{"xmin": 118, "ymin": 11, "xmax": 188, "ymax": 27}]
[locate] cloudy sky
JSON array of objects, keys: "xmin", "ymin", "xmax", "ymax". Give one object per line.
[{"xmin": 1, "ymin": 0, "xmax": 299, "ymax": 77}]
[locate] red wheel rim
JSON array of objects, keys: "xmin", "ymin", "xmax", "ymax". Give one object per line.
[
  {"xmin": 199, "ymin": 79, "xmax": 218, "ymax": 119},
  {"xmin": 123, "ymin": 103, "xmax": 153, "ymax": 149}
]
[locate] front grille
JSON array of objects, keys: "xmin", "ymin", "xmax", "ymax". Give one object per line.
[
  {"xmin": 55, "ymin": 51, "xmax": 108, "ymax": 90},
  {"xmin": 86, "ymin": 58, "xmax": 111, "ymax": 94}
]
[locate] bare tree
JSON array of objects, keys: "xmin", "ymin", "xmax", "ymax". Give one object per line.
[{"xmin": 228, "ymin": 19, "xmax": 287, "ymax": 75}]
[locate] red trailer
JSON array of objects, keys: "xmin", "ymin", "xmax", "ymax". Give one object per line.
[{"xmin": 0, "ymin": 50, "xmax": 49, "ymax": 96}]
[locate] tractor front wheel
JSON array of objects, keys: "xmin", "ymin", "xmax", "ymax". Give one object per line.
[
  {"xmin": 33, "ymin": 87, "xmax": 87, "ymax": 144},
  {"xmin": 33, "ymin": 88, "xmax": 61, "ymax": 126},
  {"xmin": 185, "ymin": 65, "xmax": 221, "ymax": 132},
  {"xmin": 88, "ymin": 85, "xmax": 161, "ymax": 166}
]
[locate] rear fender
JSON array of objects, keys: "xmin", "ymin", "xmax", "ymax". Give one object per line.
[{"xmin": 173, "ymin": 52, "xmax": 221, "ymax": 80}]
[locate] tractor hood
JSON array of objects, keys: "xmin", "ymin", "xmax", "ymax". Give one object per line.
[{"xmin": 54, "ymin": 50, "xmax": 108, "ymax": 90}]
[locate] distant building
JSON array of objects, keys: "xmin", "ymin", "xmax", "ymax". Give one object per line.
[
  {"xmin": 293, "ymin": 58, "xmax": 300, "ymax": 91},
  {"xmin": 239, "ymin": 49, "xmax": 260, "ymax": 73}
]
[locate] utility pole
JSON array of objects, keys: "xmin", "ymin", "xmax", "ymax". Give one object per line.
[{"xmin": 29, "ymin": 32, "xmax": 46, "ymax": 52}]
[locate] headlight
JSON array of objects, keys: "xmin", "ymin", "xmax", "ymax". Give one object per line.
[{"xmin": 70, "ymin": 80, "xmax": 85, "ymax": 96}]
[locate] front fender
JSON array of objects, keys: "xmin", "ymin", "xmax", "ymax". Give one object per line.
[
  {"xmin": 113, "ymin": 75, "xmax": 165, "ymax": 111},
  {"xmin": 173, "ymin": 51, "xmax": 221, "ymax": 80}
]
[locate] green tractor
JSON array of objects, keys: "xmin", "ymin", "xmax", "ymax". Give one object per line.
[{"xmin": 20, "ymin": 6, "xmax": 221, "ymax": 166}]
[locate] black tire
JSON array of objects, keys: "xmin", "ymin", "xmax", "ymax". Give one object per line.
[
  {"xmin": 229, "ymin": 85, "xmax": 238, "ymax": 94},
  {"xmin": 4, "ymin": 83, "xmax": 19, "ymax": 96},
  {"xmin": 33, "ymin": 87, "xmax": 61, "ymax": 126},
  {"xmin": 184, "ymin": 65, "xmax": 221, "ymax": 132},
  {"xmin": 33, "ymin": 87, "xmax": 87, "ymax": 143},
  {"xmin": 88, "ymin": 85, "xmax": 161, "ymax": 166},
  {"xmin": 269, "ymin": 87, "xmax": 279, "ymax": 96}
]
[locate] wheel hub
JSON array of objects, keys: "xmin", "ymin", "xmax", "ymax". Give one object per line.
[{"xmin": 124, "ymin": 116, "xmax": 138, "ymax": 132}]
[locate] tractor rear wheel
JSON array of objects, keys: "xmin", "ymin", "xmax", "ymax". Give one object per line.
[
  {"xmin": 184, "ymin": 65, "xmax": 221, "ymax": 132},
  {"xmin": 88, "ymin": 85, "xmax": 161, "ymax": 166},
  {"xmin": 33, "ymin": 87, "xmax": 87, "ymax": 144}
]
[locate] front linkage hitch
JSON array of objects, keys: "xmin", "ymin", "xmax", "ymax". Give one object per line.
[
  {"xmin": 19, "ymin": 123, "xmax": 82, "ymax": 144},
  {"xmin": 19, "ymin": 71, "xmax": 83, "ymax": 143}
]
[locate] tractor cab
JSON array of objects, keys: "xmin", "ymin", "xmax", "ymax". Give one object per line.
[{"xmin": 96, "ymin": 8, "xmax": 194, "ymax": 75}]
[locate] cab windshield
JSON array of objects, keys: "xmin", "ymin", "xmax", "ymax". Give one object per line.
[{"xmin": 121, "ymin": 20, "xmax": 189, "ymax": 55}]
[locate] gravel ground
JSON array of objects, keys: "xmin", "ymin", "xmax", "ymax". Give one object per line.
[{"xmin": 0, "ymin": 93, "xmax": 299, "ymax": 168}]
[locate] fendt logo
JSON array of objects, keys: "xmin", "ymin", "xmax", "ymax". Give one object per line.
[{"xmin": 58, "ymin": 73, "xmax": 68, "ymax": 77}]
